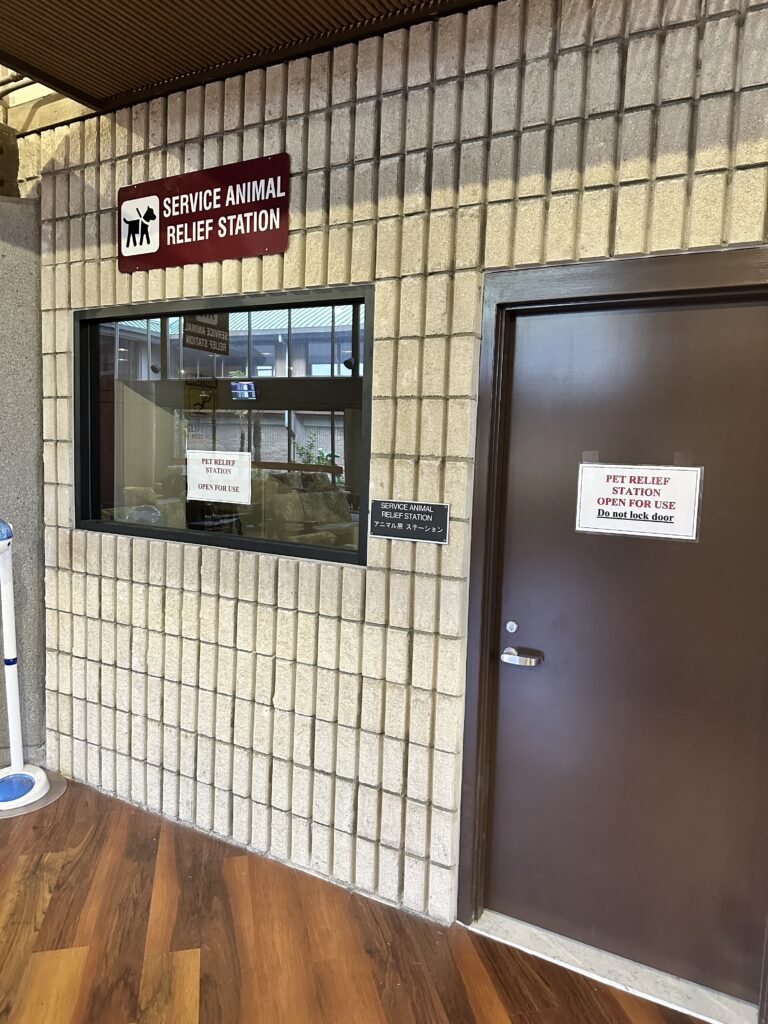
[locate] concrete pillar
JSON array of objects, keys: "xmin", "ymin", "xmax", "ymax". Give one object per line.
[{"xmin": 0, "ymin": 195, "xmax": 43, "ymax": 763}]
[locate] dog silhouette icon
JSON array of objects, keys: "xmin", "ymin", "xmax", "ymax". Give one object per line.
[
  {"xmin": 120, "ymin": 195, "xmax": 160, "ymax": 255},
  {"xmin": 123, "ymin": 206, "xmax": 157, "ymax": 247}
]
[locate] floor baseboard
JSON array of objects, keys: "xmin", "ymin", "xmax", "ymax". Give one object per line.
[{"xmin": 472, "ymin": 909, "xmax": 758, "ymax": 1024}]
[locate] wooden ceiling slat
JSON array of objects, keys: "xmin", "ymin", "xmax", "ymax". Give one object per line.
[{"xmin": 1, "ymin": 0, "xmax": 491, "ymax": 110}]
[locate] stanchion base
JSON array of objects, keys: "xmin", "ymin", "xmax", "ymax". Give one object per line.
[{"xmin": 0, "ymin": 764, "xmax": 50, "ymax": 810}]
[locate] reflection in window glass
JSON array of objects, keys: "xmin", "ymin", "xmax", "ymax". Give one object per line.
[
  {"xmin": 292, "ymin": 305, "xmax": 333, "ymax": 377},
  {"xmin": 89, "ymin": 300, "xmax": 366, "ymax": 557},
  {"xmin": 117, "ymin": 320, "xmax": 148, "ymax": 380},
  {"xmin": 100, "ymin": 323, "xmax": 116, "ymax": 377},
  {"xmin": 335, "ymin": 305, "xmax": 354, "ymax": 377},
  {"xmin": 251, "ymin": 307, "xmax": 287, "ymax": 377},
  {"xmin": 149, "ymin": 319, "xmax": 162, "ymax": 378},
  {"xmin": 221, "ymin": 311, "xmax": 249, "ymax": 378},
  {"xmin": 168, "ymin": 317, "xmax": 182, "ymax": 379}
]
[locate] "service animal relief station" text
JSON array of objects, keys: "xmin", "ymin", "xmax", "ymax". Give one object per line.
[{"xmin": 163, "ymin": 175, "xmax": 287, "ymax": 245}]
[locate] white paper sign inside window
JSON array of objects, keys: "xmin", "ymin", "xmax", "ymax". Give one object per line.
[
  {"xmin": 186, "ymin": 450, "xmax": 252, "ymax": 505},
  {"xmin": 575, "ymin": 464, "xmax": 703, "ymax": 541}
]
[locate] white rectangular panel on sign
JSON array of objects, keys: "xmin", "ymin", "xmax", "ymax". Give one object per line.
[
  {"xmin": 186, "ymin": 450, "xmax": 252, "ymax": 505},
  {"xmin": 575, "ymin": 463, "xmax": 703, "ymax": 541}
]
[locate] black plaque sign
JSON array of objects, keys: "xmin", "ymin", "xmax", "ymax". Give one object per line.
[
  {"xmin": 183, "ymin": 313, "xmax": 230, "ymax": 355},
  {"xmin": 369, "ymin": 499, "xmax": 450, "ymax": 544}
]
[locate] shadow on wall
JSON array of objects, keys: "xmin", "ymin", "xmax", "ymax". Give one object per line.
[{"xmin": 0, "ymin": 124, "xmax": 20, "ymax": 198}]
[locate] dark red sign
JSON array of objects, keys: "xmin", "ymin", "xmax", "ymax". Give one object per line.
[{"xmin": 117, "ymin": 153, "xmax": 290, "ymax": 273}]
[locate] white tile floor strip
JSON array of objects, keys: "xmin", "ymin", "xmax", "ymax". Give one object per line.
[{"xmin": 472, "ymin": 910, "xmax": 758, "ymax": 1024}]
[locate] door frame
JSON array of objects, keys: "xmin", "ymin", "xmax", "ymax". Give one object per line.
[{"xmin": 457, "ymin": 248, "xmax": 768, "ymax": 1017}]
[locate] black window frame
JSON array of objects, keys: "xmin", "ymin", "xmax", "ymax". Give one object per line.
[{"xmin": 74, "ymin": 285, "xmax": 374, "ymax": 565}]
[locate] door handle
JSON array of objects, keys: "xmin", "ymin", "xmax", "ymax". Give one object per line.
[{"xmin": 500, "ymin": 646, "xmax": 544, "ymax": 668}]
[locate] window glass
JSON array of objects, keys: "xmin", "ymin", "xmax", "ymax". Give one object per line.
[
  {"xmin": 168, "ymin": 317, "xmax": 182, "ymax": 379},
  {"xmin": 117, "ymin": 319, "xmax": 150, "ymax": 380},
  {"xmin": 357, "ymin": 305, "xmax": 365, "ymax": 376},
  {"xmin": 84, "ymin": 299, "xmax": 367, "ymax": 558},
  {"xmin": 335, "ymin": 305, "xmax": 354, "ymax": 377},
  {"xmin": 221, "ymin": 311, "xmax": 249, "ymax": 378},
  {"xmin": 292, "ymin": 305, "xmax": 333, "ymax": 377},
  {"xmin": 251, "ymin": 308, "xmax": 287, "ymax": 377},
  {"xmin": 149, "ymin": 318, "xmax": 162, "ymax": 379},
  {"xmin": 99, "ymin": 323, "xmax": 117, "ymax": 377}
]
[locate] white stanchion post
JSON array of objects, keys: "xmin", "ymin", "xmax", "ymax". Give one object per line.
[
  {"xmin": 0, "ymin": 535, "xmax": 24, "ymax": 773},
  {"xmin": 0, "ymin": 519, "xmax": 50, "ymax": 811}
]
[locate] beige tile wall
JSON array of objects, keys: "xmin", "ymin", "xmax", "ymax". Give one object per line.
[{"xmin": 19, "ymin": 0, "xmax": 768, "ymax": 921}]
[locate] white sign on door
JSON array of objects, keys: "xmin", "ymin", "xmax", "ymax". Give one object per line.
[
  {"xmin": 575, "ymin": 464, "xmax": 703, "ymax": 541},
  {"xmin": 186, "ymin": 450, "xmax": 252, "ymax": 505}
]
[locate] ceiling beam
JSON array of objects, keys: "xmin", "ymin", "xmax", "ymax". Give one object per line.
[
  {"xmin": 0, "ymin": 0, "xmax": 493, "ymax": 117},
  {"xmin": 0, "ymin": 47, "xmax": 100, "ymax": 109}
]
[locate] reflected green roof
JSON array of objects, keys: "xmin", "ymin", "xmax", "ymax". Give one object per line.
[{"xmin": 117, "ymin": 303, "xmax": 356, "ymax": 337}]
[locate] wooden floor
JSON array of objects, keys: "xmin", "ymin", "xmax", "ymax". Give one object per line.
[{"xmin": 0, "ymin": 781, "xmax": 698, "ymax": 1024}]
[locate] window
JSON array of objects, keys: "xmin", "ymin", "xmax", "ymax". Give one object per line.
[{"xmin": 76, "ymin": 289, "xmax": 372, "ymax": 563}]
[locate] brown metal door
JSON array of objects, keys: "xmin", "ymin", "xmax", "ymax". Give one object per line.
[{"xmin": 486, "ymin": 300, "xmax": 768, "ymax": 1002}]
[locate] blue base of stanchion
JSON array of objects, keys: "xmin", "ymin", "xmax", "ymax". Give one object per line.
[
  {"xmin": 0, "ymin": 773, "xmax": 36, "ymax": 801},
  {"xmin": 0, "ymin": 764, "xmax": 50, "ymax": 810},
  {"xmin": 0, "ymin": 768, "xmax": 64, "ymax": 819}
]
